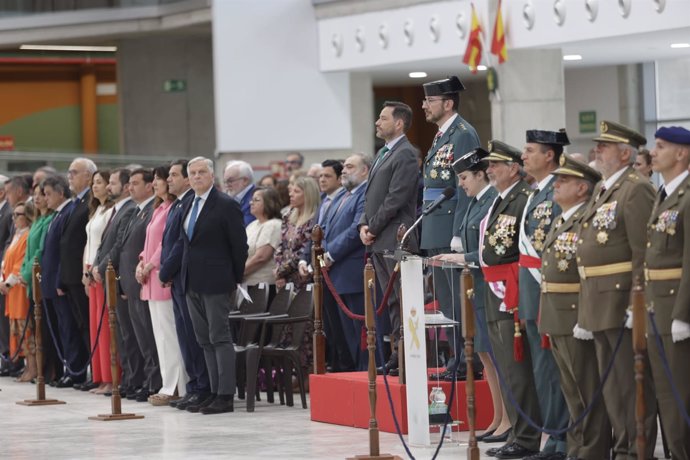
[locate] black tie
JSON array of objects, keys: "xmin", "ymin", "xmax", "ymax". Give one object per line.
[
  {"xmin": 659, "ymin": 186, "xmax": 667, "ymax": 202},
  {"xmin": 491, "ymin": 196, "xmax": 503, "ymax": 217}
]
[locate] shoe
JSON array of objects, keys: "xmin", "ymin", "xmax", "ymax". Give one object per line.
[
  {"xmin": 149, "ymin": 393, "xmax": 180, "ymax": 406},
  {"xmin": 486, "ymin": 444, "xmax": 510, "ymax": 457},
  {"xmin": 429, "ymin": 370, "xmax": 453, "ymax": 380},
  {"xmin": 200, "ymin": 397, "xmax": 234, "ymax": 414},
  {"xmin": 170, "ymin": 392, "xmax": 194, "ymax": 408},
  {"xmin": 135, "ymin": 389, "xmax": 152, "ymax": 402},
  {"xmin": 187, "ymin": 393, "xmax": 216, "ymax": 413},
  {"xmin": 126, "ymin": 387, "xmax": 143, "ymax": 400},
  {"xmin": 10, "ymin": 367, "xmax": 25, "ymax": 378},
  {"xmin": 0, "ymin": 368, "xmax": 10, "ymax": 377},
  {"xmin": 178, "ymin": 392, "xmax": 208, "ymax": 411},
  {"xmin": 80, "ymin": 380, "xmax": 99, "ymax": 391},
  {"xmin": 523, "ymin": 453, "xmax": 567, "ymax": 460},
  {"xmin": 55, "ymin": 375, "xmax": 84, "ymax": 388},
  {"xmin": 482, "ymin": 429, "xmax": 511, "ymax": 443},
  {"xmin": 494, "ymin": 442, "xmax": 539, "ymax": 459},
  {"xmin": 475, "ymin": 429, "xmax": 496, "ymax": 441}
]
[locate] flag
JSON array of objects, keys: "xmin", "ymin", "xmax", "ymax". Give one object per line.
[
  {"xmin": 491, "ymin": 0, "xmax": 508, "ymax": 63},
  {"xmin": 463, "ymin": 4, "xmax": 483, "ymax": 74}
]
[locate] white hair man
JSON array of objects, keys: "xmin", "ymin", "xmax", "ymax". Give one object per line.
[{"xmin": 224, "ymin": 160, "xmax": 255, "ymax": 226}]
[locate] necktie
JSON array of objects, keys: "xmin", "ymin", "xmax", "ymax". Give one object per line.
[
  {"xmin": 596, "ymin": 185, "xmax": 607, "ymax": 201},
  {"xmin": 431, "ymin": 130, "xmax": 442, "ymax": 149},
  {"xmin": 373, "ymin": 146, "xmax": 390, "ymax": 170},
  {"xmin": 318, "ymin": 197, "xmax": 332, "ymax": 225},
  {"xmin": 187, "ymin": 197, "xmax": 201, "ymax": 238},
  {"xmin": 659, "ymin": 186, "xmax": 667, "ymax": 202},
  {"xmin": 490, "ymin": 196, "xmax": 503, "ymax": 218},
  {"xmin": 334, "ymin": 191, "xmax": 352, "ymax": 217}
]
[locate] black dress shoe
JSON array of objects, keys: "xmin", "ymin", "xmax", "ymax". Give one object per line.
[
  {"xmin": 495, "ymin": 442, "xmax": 539, "ymax": 459},
  {"xmin": 0, "ymin": 368, "xmax": 10, "ymax": 377},
  {"xmin": 56, "ymin": 376, "xmax": 84, "ymax": 388},
  {"xmin": 475, "ymin": 429, "xmax": 496, "ymax": 441},
  {"xmin": 178, "ymin": 392, "xmax": 206, "ymax": 410},
  {"xmin": 429, "ymin": 370, "xmax": 453, "ymax": 380},
  {"xmin": 79, "ymin": 380, "xmax": 99, "ymax": 391},
  {"xmin": 187, "ymin": 393, "xmax": 216, "ymax": 413},
  {"xmin": 482, "ymin": 429, "xmax": 511, "ymax": 443},
  {"xmin": 486, "ymin": 444, "xmax": 510, "ymax": 457},
  {"xmin": 170, "ymin": 392, "xmax": 194, "ymax": 408},
  {"xmin": 135, "ymin": 389, "xmax": 152, "ymax": 402},
  {"xmin": 126, "ymin": 387, "xmax": 143, "ymax": 400},
  {"xmin": 523, "ymin": 453, "xmax": 567, "ymax": 460},
  {"xmin": 200, "ymin": 397, "xmax": 234, "ymax": 414}
]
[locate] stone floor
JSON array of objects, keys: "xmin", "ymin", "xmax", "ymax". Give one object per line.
[{"xmin": 0, "ymin": 378, "xmax": 667, "ymax": 459}]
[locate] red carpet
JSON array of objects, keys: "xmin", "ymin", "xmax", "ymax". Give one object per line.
[{"xmin": 310, "ymin": 370, "xmax": 493, "ymax": 434}]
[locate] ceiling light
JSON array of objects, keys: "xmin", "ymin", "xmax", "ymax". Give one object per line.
[
  {"xmin": 477, "ymin": 65, "xmax": 488, "ymax": 71},
  {"xmin": 20, "ymin": 44, "xmax": 117, "ymax": 52},
  {"xmin": 409, "ymin": 72, "xmax": 427, "ymax": 78},
  {"xmin": 563, "ymin": 54, "xmax": 582, "ymax": 61},
  {"xmin": 670, "ymin": 43, "xmax": 690, "ymax": 49}
]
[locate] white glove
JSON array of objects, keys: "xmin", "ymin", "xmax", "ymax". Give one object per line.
[
  {"xmin": 573, "ymin": 323, "xmax": 594, "ymax": 340},
  {"xmin": 450, "ymin": 236, "xmax": 463, "ymax": 253},
  {"xmin": 671, "ymin": 319, "xmax": 690, "ymax": 343},
  {"xmin": 625, "ymin": 310, "xmax": 633, "ymax": 329}
]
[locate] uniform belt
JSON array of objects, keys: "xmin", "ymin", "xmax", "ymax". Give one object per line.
[
  {"xmin": 423, "ymin": 188, "xmax": 457, "ymax": 202},
  {"xmin": 644, "ymin": 267, "xmax": 682, "ymax": 281},
  {"xmin": 541, "ymin": 281, "xmax": 580, "ymax": 293},
  {"xmin": 577, "ymin": 261, "xmax": 633, "ymax": 280}
]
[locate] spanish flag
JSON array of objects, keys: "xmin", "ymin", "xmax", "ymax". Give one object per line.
[
  {"xmin": 491, "ymin": 0, "xmax": 508, "ymax": 63},
  {"xmin": 462, "ymin": 4, "xmax": 483, "ymax": 74}
]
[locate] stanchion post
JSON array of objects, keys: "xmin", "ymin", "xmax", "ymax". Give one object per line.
[
  {"xmin": 396, "ymin": 224, "xmax": 406, "ymax": 385},
  {"xmin": 346, "ymin": 259, "xmax": 401, "ymax": 460},
  {"xmin": 632, "ymin": 277, "xmax": 646, "ymax": 457},
  {"xmin": 89, "ymin": 261, "xmax": 143, "ymax": 421},
  {"xmin": 461, "ymin": 267, "xmax": 479, "ymax": 460},
  {"xmin": 16, "ymin": 258, "xmax": 65, "ymax": 406},
  {"xmin": 312, "ymin": 225, "xmax": 326, "ymax": 375}
]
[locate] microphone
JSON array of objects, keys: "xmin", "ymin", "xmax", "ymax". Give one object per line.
[{"xmin": 422, "ymin": 186, "xmax": 456, "ymax": 216}]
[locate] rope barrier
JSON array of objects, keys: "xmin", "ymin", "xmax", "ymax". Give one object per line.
[
  {"xmin": 648, "ymin": 311, "xmax": 690, "ymax": 428},
  {"xmin": 42, "ymin": 294, "xmax": 108, "ymax": 377},
  {"xmin": 4, "ymin": 303, "xmax": 34, "ymax": 363},
  {"xmin": 320, "ymin": 265, "xmax": 398, "ymax": 321},
  {"xmin": 486, "ymin": 317, "xmax": 627, "ymax": 436}
]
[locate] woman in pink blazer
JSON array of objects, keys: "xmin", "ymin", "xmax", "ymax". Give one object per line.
[{"xmin": 137, "ymin": 165, "xmax": 188, "ymax": 405}]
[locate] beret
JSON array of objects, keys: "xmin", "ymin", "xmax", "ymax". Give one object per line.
[{"xmin": 655, "ymin": 126, "xmax": 690, "ymax": 146}]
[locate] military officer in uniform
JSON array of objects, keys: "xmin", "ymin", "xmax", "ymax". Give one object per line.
[
  {"xmin": 480, "ymin": 141, "xmax": 541, "ymax": 459},
  {"xmin": 540, "ymin": 155, "xmax": 611, "ymax": 460},
  {"xmin": 577, "ymin": 120, "xmax": 657, "ymax": 460},
  {"xmin": 645, "ymin": 126, "xmax": 690, "ymax": 459},
  {"xmin": 421, "ymin": 76, "xmax": 480, "ymax": 378},
  {"xmin": 518, "ymin": 130, "xmax": 570, "ymax": 459}
]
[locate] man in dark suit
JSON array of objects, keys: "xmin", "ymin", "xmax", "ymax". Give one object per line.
[
  {"xmin": 61, "ymin": 158, "xmax": 96, "ymax": 355},
  {"xmin": 92, "ymin": 168, "xmax": 144, "ymax": 396},
  {"xmin": 41, "ymin": 175, "xmax": 88, "ymax": 387},
  {"xmin": 359, "ymin": 101, "xmax": 419, "ymax": 375},
  {"xmin": 223, "ymin": 160, "xmax": 256, "ymax": 226},
  {"xmin": 0, "ymin": 175, "xmax": 14, "ymax": 375},
  {"xmin": 480, "ymin": 141, "xmax": 541, "ymax": 459},
  {"xmin": 180, "ymin": 157, "xmax": 247, "ymax": 414},
  {"xmin": 117, "ymin": 168, "xmax": 161, "ymax": 402},
  {"xmin": 159, "ymin": 159, "xmax": 211, "ymax": 410},
  {"xmin": 578, "ymin": 121, "xmax": 657, "ymax": 459}
]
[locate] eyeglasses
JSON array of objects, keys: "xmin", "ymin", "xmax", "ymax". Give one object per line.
[
  {"xmin": 13, "ymin": 212, "xmax": 25, "ymax": 217},
  {"xmin": 422, "ymin": 97, "xmax": 447, "ymax": 104},
  {"xmin": 224, "ymin": 177, "xmax": 243, "ymax": 185}
]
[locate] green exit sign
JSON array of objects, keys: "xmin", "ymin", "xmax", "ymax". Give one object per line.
[
  {"xmin": 579, "ymin": 111, "xmax": 596, "ymax": 133},
  {"xmin": 163, "ymin": 79, "xmax": 187, "ymax": 92}
]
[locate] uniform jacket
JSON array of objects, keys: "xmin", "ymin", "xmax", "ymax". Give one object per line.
[
  {"xmin": 539, "ymin": 206, "xmax": 584, "ymax": 335},
  {"xmin": 159, "ymin": 191, "xmax": 194, "ymax": 294},
  {"xmin": 359, "ymin": 135, "xmax": 419, "ymax": 253},
  {"xmin": 94, "ymin": 199, "xmax": 136, "ymax": 278},
  {"xmin": 180, "ymin": 187, "xmax": 248, "ymax": 295},
  {"xmin": 459, "ymin": 185, "xmax": 497, "ymax": 312},
  {"xmin": 481, "ymin": 179, "xmax": 531, "ymax": 322},
  {"xmin": 645, "ymin": 174, "xmax": 690, "ymax": 334},
  {"xmin": 322, "ymin": 183, "xmax": 367, "ymax": 295},
  {"xmin": 577, "ymin": 166, "xmax": 654, "ymax": 331},
  {"xmin": 59, "ymin": 190, "xmax": 90, "ymax": 286},
  {"xmin": 421, "ymin": 114, "xmax": 480, "ymax": 250},
  {"xmin": 519, "ymin": 177, "xmax": 561, "ymax": 320}
]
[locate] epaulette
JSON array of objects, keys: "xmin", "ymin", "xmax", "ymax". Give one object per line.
[{"xmin": 628, "ymin": 173, "xmax": 639, "ymax": 180}]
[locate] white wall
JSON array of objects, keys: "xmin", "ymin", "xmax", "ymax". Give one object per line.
[
  {"xmin": 564, "ymin": 65, "xmax": 620, "ymax": 156},
  {"xmin": 212, "ymin": 0, "xmax": 352, "ymax": 154}
]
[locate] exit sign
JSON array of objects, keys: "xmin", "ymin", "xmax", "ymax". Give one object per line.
[
  {"xmin": 579, "ymin": 111, "xmax": 596, "ymax": 133},
  {"xmin": 163, "ymin": 79, "xmax": 187, "ymax": 92}
]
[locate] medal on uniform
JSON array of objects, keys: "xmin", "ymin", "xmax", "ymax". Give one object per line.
[
  {"xmin": 488, "ymin": 235, "xmax": 497, "ymax": 246},
  {"xmin": 557, "ymin": 259, "xmax": 569, "ymax": 272},
  {"xmin": 596, "ymin": 231, "xmax": 609, "ymax": 244},
  {"xmin": 430, "ymin": 169, "xmax": 438, "ymax": 179},
  {"xmin": 440, "ymin": 169, "xmax": 451, "ymax": 180},
  {"xmin": 495, "ymin": 245, "xmax": 506, "ymax": 255}
]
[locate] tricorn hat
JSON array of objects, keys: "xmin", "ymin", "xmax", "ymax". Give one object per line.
[
  {"xmin": 526, "ymin": 129, "xmax": 570, "ymax": 146},
  {"xmin": 452, "ymin": 148, "xmax": 489, "ymax": 174},
  {"xmin": 423, "ymin": 76, "xmax": 466, "ymax": 97}
]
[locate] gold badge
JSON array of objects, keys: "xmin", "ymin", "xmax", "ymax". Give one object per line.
[
  {"xmin": 488, "ymin": 235, "xmax": 497, "ymax": 246},
  {"xmin": 430, "ymin": 169, "xmax": 438, "ymax": 179},
  {"xmin": 596, "ymin": 231, "xmax": 609, "ymax": 244},
  {"xmin": 559, "ymin": 155, "xmax": 566, "ymax": 167},
  {"xmin": 557, "ymin": 259, "xmax": 569, "ymax": 272},
  {"xmin": 600, "ymin": 121, "xmax": 608, "ymax": 133}
]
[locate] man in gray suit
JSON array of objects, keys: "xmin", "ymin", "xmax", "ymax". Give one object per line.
[
  {"xmin": 92, "ymin": 168, "xmax": 144, "ymax": 396},
  {"xmin": 359, "ymin": 101, "xmax": 419, "ymax": 374},
  {"xmin": 117, "ymin": 168, "xmax": 161, "ymax": 402},
  {"xmin": 0, "ymin": 175, "xmax": 13, "ymax": 375}
]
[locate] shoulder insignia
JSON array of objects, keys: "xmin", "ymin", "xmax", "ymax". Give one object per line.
[{"xmin": 628, "ymin": 174, "xmax": 638, "ymax": 180}]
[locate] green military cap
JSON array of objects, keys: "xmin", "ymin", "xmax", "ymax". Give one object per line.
[
  {"xmin": 553, "ymin": 154, "xmax": 602, "ymax": 183},
  {"xmin": 482, "ymin": 140, "xmax": 523, "ymax": 165},
  {"xmin": 592, "ymin": 120, "xmax": 647, "ymax": 148}
]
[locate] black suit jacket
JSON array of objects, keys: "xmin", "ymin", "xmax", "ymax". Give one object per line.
[
  {"xmin": 0, "ymin": 201, "xmax": 13, "ymax": 260},
  {"xmin": 181, "ymin": 187, "xmax": 248, "ymax": 295},
  {"xmin": 59, "ymin": 190, "xmax": 90, "ymax": 286},
  {"xmin": 94, "ymin": 199, "xmax": 137, "ymax": 278},
  {"xmin": 118, "ymin": 200, "xmax": 154, "ymax": 298},
  {"xmin": 159, "ymin": 190, "xmax": 194, "ymax": 294}
]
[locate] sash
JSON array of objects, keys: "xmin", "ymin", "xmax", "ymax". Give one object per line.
[
  {"xmin": 518, "ymin": 193, "xmax": 543, "ymax": 284},
  {"xmin": 481, "ymin": 262, "xmax": 519, "ymax": 313}
]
